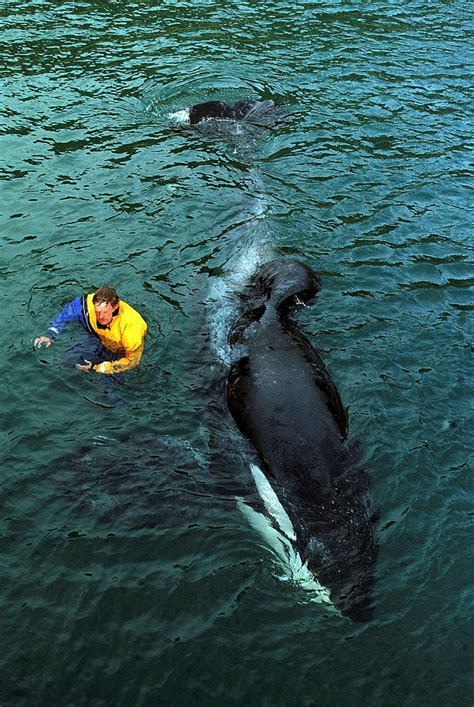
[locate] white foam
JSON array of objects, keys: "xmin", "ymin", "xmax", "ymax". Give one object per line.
[
  {"xmin": 205, "ymin": 162, "xmax": 271, "ymax": 364},
  {"xmin": 168, "ymin": 109, "xmax": 190, "ymax": 124},
  {"xmin": 207, "ymin": 236, "xmax": 271, "ymax": 365}
]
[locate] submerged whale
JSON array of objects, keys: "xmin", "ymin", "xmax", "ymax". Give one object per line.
[
  {"xmin": 188, "ymin": 99, "xmax": 289, "ymax": 128},
  {"xmin": 189, "ymin": 99, "xmax": 258, "ymax": 124},
  {"xmin": 226, "ymin": 258, "xmax": 378, "ymax": 621}
]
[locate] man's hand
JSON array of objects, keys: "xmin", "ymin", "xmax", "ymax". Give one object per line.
[
  {"xmin": 75, "ymin": 360, "xmax": 93, "ymax": 373},
  {"xmin": 34, "ymin": 336, "xmax": 53, "ymax": 349}
]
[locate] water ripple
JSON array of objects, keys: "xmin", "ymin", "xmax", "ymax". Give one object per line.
[{"xmin": 1, "ymin": 1, "xmax": 472, "ymax": 705}]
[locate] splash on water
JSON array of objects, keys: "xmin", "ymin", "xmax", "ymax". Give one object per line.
[
  {"xmin": 168, "ymin": 108, "xmax": 190, "ymax": 125},
  {"xmin": 207, "ymin": 235, "xmax": 272, "ymax": 365},
  {"xmin": 206, "ymin": 166, "xmax": 272, "ymax": 365}
]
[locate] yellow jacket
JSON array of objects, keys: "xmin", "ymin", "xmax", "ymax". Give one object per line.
[{"xmin": 85, "ymin": 295, "xmax": 147, "ymax": 374}]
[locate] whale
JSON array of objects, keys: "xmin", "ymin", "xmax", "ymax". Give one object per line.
[
  {"xmin": 226, "ymin": 258, "xmax": 378, "ymax": 621},
  {"xmin": 189, "ymin": 99, "xmax": 256, "ymax": 124},
  {"xmin": 188, "ymin": 99, "xmax": 289, "ymax": 128}
]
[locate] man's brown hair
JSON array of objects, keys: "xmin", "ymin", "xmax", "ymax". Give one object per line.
[{"xmin": 92, "ymin": 286, "xmax": 119, "ymax": 306}]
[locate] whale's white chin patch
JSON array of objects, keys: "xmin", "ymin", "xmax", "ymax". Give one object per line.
[{"xmin": 238, "ymin": 464, "xmax": 339, "ymax": 613}]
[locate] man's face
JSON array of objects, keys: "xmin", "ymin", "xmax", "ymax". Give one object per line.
[{"xmin": 94, "ymin": 301, "xmax": 117, "ymax": 326}]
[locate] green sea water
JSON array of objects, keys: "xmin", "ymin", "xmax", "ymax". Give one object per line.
[{"xmin": 1, "ymin": 1, "xmax": 472, "ymax": 705}]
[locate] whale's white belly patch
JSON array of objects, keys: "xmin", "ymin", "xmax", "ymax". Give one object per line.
[{"xmin": 237, "ymin": 464, "xmax": 339, "ymax": 613}]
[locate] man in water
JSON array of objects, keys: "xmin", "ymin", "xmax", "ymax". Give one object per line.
[{"xmin": 34, "ymin": 286, "xmax": 147, "ymax": 375}]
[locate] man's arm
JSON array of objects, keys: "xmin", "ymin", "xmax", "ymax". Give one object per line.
[
  {"xmin": 77, "ymin": 344, "xmax": 144, "ymax": 375},
  {"xmin": 34, "ymin": 297, "xmax": 84, "ymax": 348}
]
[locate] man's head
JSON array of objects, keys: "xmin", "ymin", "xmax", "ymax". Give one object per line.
[{"xmin": 92, "ymin": 286, "xmax": 120, "ymax": 326}]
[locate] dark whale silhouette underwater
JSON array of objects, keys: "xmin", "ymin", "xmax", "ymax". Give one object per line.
[{"xmin": 226, "ymin": 258, "xmax": 378, "ymax": 621}]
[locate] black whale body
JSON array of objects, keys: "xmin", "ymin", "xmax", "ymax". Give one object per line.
[
  {"xmin": 189, "ymin": 99, "xmax": 258, "ymax": 124},
  {"xmin": 189, "ymin": 99, "xmax": 288, "ymax": 127},
  {"xmin": 227, "ymin": 258, "xmax": 377, "ymax": 621}
]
